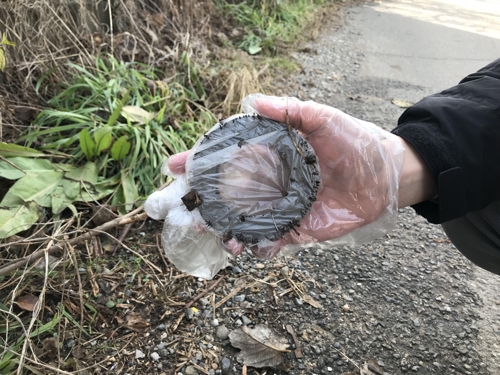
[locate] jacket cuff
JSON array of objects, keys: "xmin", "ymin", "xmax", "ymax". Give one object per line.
[{"xmin": 392, "ymin": 123, "xmax": 467, "ymax": 224}]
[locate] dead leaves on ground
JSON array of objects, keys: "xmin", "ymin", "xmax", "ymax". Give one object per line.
[
  {"xmin": 116, "ymin": 311, "xmax": 150, "ymax": 332},
  {"xmin": 229, "ymin": 324, "xmax": 289, "ymax": 368},
  {"xmin": 15, "ymin": 294, "xmax": 39, "ymax": 311}
]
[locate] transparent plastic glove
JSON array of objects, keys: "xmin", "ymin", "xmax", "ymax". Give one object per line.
[{"xmin": 167, "ymin": 94, "xmax": 406, "ymax": 259}]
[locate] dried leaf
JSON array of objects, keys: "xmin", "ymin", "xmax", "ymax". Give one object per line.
[
  {"xmin": 42, "ymin": 337, "xmax": 59, "ymax": 360},
  {"xmin": 121, "ymin": 105, "xmax": 156, "ymax": 124},
  {"xmin": 229, "ymin": 324, "xmax": 289, "ymax": 368},
  {"xmin": 119, "ymin": 312, "xmax": 150, "ymax": 332},
  {"xmin": 360, "ymin": 359, "xmax": 384, "ymax": 375},
  {"xmin": 15, "ymin": 294, "xmax": 39, "ymax": 311},
  {"xmin": 391, "ymin": 98, "xmax": 413, "ymax": 108}
]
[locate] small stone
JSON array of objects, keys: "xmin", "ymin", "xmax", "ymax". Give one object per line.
[
  {"xmin": 412, "ymin": 366, "xmax": 420, "ymax": 372},
  {"xmin": 221, "ymin": 357, "xmax": 231, "ymax": 373},
  {"xmin": 319, "ymin": 294, "xmax": 327, "ymax": 299},
  {"xmin": 280, "ymin": 266, "xmax": 290, "ymax": 277},
  {"xmin": 195, "ymin": 351, "xmax": 203, "ymax": 361},
  {"xmin": 216, "ymin": 326, "xmax": 230, "ymax": 340},
  {"xmin": 66, "ymin": 339, "xmax": 76, "ymax": 349},
  {"xmin": 185, "ymin": 365, "xmax": 200, "ymax": 375},
  {"xmin": 413, "ymin": 319, "xmax": 420, "ymax": 327},
  {"xmin": 211, "ymin": 319, "xmax": 219, "ymax": 327},
  {"xmin": 151, "ymin": 352, "xmax": 160, "ymax": 361},
  {"xmin": 235, "ymin": 319, "xmax": 242, "ymax": 326},
  {"xmin": 232, "ymin": 266, "xmax": 242, "ymax": 274},
  {"xmin": 211, "ymin": 363, "xmax": 218, "ymax": 370},
  {"xmin": 334, "ymin": 342, "xmax": 340, "ymax": 348},
  {"xmin": 295, "ymin": 298, "xmax": 304, "ymax": 305},
  {"xmin": 234, "ymin": 294, "xmax": 246, "ymax": 302},
  {"xmin": 91, "ymin": 340, "xmax": 97, "ymax": 346},
  {"xmin": 342, "ymin": 304, "xmax": 350, "ymax": 312},
  {"xmin": 159, "ymin": 349, "xmax": 169, "ymax": 357},
  {"xmin": 185, "ymin": 308, "xmax": 195, "ymax": 321},
  {"xmin": 241, "ymin": 316, "xmax": 252, "ymax": 325},
  {"xmin": 254, "ymin": 263, "xmax": 265, "ymax": 269},
  {"xmin": 157, "ymin": 342, "xmax": 166, "ymax": 350},
  {"xmin": 157, "ymin": 324, "xmax": 166, "ymax": 331},
  {"xmin": 327, "ymin": 366, "xmax": 333, "ymax": 372},
  {"xmin": 135, "ymin": 349, "xmax": 146, "ymax": 359},
  {"xmin": 199, "ymin": 298, "xmax": 210, "ymax": 306}
]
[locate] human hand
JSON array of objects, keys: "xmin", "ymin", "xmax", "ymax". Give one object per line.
[{"xmin": 168, "ymin": 95, "xmax": 405, "ymax": 258}]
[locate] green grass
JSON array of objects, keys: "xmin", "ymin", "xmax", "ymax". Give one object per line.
[
  {"xmin": 215, "ymin": 0, "xmax": 323, "ymax": 55},
  {"xmin": 18, "ymin": 54, "xmax": 215, "ymax": 212}
]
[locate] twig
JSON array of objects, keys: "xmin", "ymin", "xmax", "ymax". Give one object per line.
[
  {"xmin": 215, "ymin": 276, "xmax": 271, "ymax": 309},
  {"xmin": 285, "ymin": 325, "xmax": 303, "ymax": 359},
  {"xmin": 0, "ymin": 207, "xmax": 147, "ymax": 277},
  {"xmin": 184, "ymin": 277, "xmax": 224, "ymax": 309},
  {"xmin": 112, "ymin": 222, "xmax": 133, "ymax": 254}
]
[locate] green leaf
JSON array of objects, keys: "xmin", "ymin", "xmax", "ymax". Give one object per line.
[
  {"xmin": 1, "ymin": 33, "xmax": 15, "ymax": 47},
  {"xmin": 121, "ymin": 172, "xmax": 138, "ymax": 212},
  {"xmin": 106, "ymin": 300, "xmax": 115, "ymax": 309},
  {"xmin": 0, "ymin": 203, "xmax": 40, "ymax": 239},
  {"xmin": 0, "ymin": 142, "xmax": 45, "ymax": 157},
  {"xmin": 94, "ymin": 128, "xmax": 113, "ymax": 154},
  {"xmin": 79, "ymin": 129, "xmax": 96, "ymax": 160},
  {"xmin": 62, "ymin": 179, "xmax": 80, "ymax": 199},
  {"xmin": 79, "ymin": 185, "xmax": 115, "ymax": 203},
  {"xmin": 0, "ymin": 157, "xmax": 55, "ymax": 180},
  {"xmin": 107, "ymin": 90, "xmax": 130, "ymax": 127},
  {"xmin": 247, "ymin": 45, "xmax": 262, "ymax": 55},
  {"xmin": 5, "ymin": 171, "xmax": 63, "ymax": 207},
  {"xmin": 111, "ymin": 136, "xmax": 131, "ymax": 161},
  {"xmin": 64, "ymin": 162, "xmax": 97, "ymax": 184},
  {"xmin": 51, "ymin": 186, "xmax": 74, "ymax": 215}
]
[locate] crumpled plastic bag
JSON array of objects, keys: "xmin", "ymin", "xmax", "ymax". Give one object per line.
[{"xmin": 145, "ymin": 95, "xmax": 405, "ymax": 279}]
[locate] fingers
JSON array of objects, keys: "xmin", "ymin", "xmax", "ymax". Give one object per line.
[
  {"xmin": 223, "ymin": 238, "xmax": 245, "ymax": 256},
  {"xmin": 164, "ymin": 151, "xmax": 189, "ymax": 176},
  {"xmin": 242, "ymin": 94, "xmax": 339, "ymax": 135}
]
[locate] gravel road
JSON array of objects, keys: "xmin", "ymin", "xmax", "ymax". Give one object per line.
[{"xmin": 215, "ymin": 2, "xmax": 500, "ymax": 375}]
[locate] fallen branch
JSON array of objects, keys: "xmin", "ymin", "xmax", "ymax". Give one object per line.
[{"xmin": 0, "ymin": 206, "xmax": 147, "ymax": 277}]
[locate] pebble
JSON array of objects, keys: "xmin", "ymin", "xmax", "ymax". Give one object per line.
[
  {"xmin": 254, "ymin": 263, "xmax": 265, "ymax": 269},
  {"xmin": 135, "ymin": 349, "xmax": 146, "ymax": 359},
  {"xmin": 151, "ymin": 352, "xmax": 160, "ymax": 361},
  {"xmin": 221, "ymin": 357, "xmax": 231, "ymax": 373},
  {"xmin": 185, "ymin": 365, "xmax": 199, "ymax": 375},
  {"xmin": 342, "ymin": 304, "xmax": 350, "ymax": 312},
  {"xmin": 280, "ymin": 266, "xmax": 290, "ymax": 277},
  {"xmin": 195, "ymin": 351, "xmax": 203, "ymax": 361},
  {"xmin": 185, "ymin": 308, "xmax": 194, "ymax": 321},
  {"xmin": 199, "ymin": 298, "xmax": 210, "ymax": 306},
  {"xmin": 66, "ymin": 339, "xmax": 76, "ymax": 349},
  {"xmin": 234, "ymin": 294, "xmax": 246, "ymax": 302},
  {"xmin": 241, "ymin": 315, "xmax": 252, "ymax": 325},
  {"xmin": 159, "ymin": 349, "xmax": 169, "ymax": 357},
  {"xmin": 232, "ymin": 266, "xmax": 242, "ymax": 274},
  {"xmin": 157, "ymin": 324, "xmax": 166, "ymax": 331},
  {"xmin": 216, "ymin": 326, "xmax": 230, "ymax": 340},
  {"xmin": 211, "ymin": 319, "xmax": 219, "ymax": 327}
]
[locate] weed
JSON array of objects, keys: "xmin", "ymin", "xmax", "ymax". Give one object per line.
[{"xmin": 215, "ymin": 0, "xmax": 323, "ymax": 55}]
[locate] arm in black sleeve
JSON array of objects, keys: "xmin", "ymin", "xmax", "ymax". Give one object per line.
[{"xmin": 391, "ymin": 58, "xmax": 500, "ymax": 224}]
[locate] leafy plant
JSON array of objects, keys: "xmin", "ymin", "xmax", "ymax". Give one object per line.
[
  {"xmin": 16, "ymin": 54, "xmax": 215, "ymax": 214},
  {"xmin": 215, "ymin": 0, "xmax": 322, "ymax": 55}
]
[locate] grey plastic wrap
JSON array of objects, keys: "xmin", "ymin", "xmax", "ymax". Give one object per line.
[{"xmin": 145, "ymin": 94, "xmax": 406, "ymax": 279}]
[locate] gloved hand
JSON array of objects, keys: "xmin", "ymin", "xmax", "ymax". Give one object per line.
[{"xmin": 167, "ymin": 94, "xmax": 406, "ymax": 259}]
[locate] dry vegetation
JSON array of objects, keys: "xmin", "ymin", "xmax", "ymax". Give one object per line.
[{"xmin": 0, "ymin": 0, "xmax": 330, "ymax": 373}]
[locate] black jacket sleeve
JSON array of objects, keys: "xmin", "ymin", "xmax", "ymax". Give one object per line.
[{"xmin": 391, "ymin": 58, "xmax": 500, "ymax": 224}]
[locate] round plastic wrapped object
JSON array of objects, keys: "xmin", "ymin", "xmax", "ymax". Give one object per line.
[
  {"xmin": 185, "ymin": 114, "xmax": 321, "ymax": 248},
  {"xmin": 144, "ymin": 113, "xmax": 321, "ymax": 278}
]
